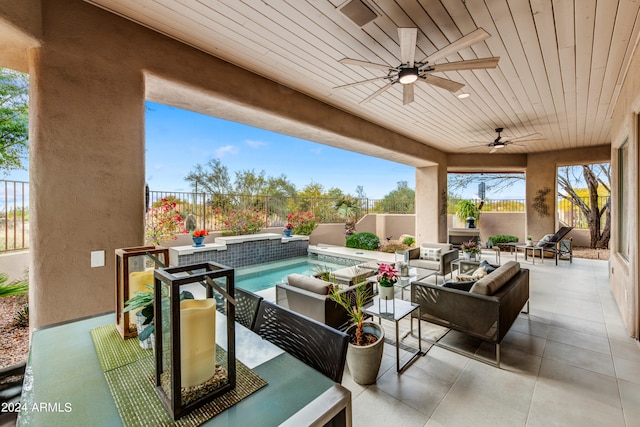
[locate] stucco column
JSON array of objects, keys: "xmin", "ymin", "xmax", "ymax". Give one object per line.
[
  {"xmin": 415, "ymin": 164, "xmax": 447, "ymax": 243},
  {"xmin": 525, "ymin": 153, "xmax": 557, "ymax": 240},
  {"xmin": 29, "ymin": 45, "xmax": 145, "ymax": 327}
]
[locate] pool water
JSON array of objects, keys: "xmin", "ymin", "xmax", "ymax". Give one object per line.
[{"xmin": 235, "ymin": 257, "xmax": 351, "ymax": 292}]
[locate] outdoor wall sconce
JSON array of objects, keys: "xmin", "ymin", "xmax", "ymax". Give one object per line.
[
  {"xmin": 115, "ymin": 245, "xmax": 169, "ymax": 339},
  {"xmin": 153, "ymin": 261, "xmax": 236, "ymax": 420}
]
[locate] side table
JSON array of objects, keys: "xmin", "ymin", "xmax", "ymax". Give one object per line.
[{"xmin": 364, "ymin": 297, "xmax": 423, "ymax": 373}]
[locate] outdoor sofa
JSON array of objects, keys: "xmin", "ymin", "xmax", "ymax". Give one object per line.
[{"xmin": 411, "ymin": 260, "xmax": 529, "ymax": 367}]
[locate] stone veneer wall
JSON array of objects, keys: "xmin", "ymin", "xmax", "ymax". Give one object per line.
[{"xmin": 175, "ymin": 238, "xmax": 309, "ymax": 268}]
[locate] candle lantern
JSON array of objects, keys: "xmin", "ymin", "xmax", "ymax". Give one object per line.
[
  {"xmin": 153, "ymin": 261, "xmax": 236, "ymax": 420},
  {"xmin": 115, "ymin": 246, "xmax": 169, "ymax": 339}
]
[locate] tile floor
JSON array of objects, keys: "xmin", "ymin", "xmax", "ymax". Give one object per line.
[{"xmin": 337, "ymin": 252, "xmax": 640, "ymax": 427}]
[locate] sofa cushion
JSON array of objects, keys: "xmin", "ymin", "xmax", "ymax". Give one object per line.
[
  {"xmin": 409, "ymin": 258, "xmax": 440, "ymax": 271},
  {"xmin": 470, "ymin": 261, "xmax": 520, "ymax": 296},
  {"xmin": 287, "ymin": 273, "xmax": 330, "ymax": 295},
  {"xmin": 420, "ymin": 247, "xmax": 441, "ymax": 261}
]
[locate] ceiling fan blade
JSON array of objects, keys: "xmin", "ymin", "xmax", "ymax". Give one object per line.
[
  {"xmin": 420, "ymin": 28, "xmax": 491, "ymax": 64},
  {"xmin": 509, "ymin": 133, "xmax": 544, "ymax": 142},
  {"xmin": 428, "ymin": 57, "xmax": 500, "ymax": 72},
  {"xmin": 334, "ymin": 76, "xmax": 388, "ymax": 89},
  {"xmin": 419, "ymin": 75, "xmax": 465, "ymax": 92},
  {"xmin": 339, "ymin": 58, "xmax": 392, "ymax": 72},
  {"xmin": 403, "ymin": 84, "xmax": 414, "ymax": 105},
  {"xmin": 360, "ymin": 82, "xmax": 394, "ymax": 104},
  {"xmin": 398, "ymin": 28, "xmax": 417, "ymax": 67},
  {"xmin": 490, "ymin": 147, "xmax": 498, "ymax": 154}
]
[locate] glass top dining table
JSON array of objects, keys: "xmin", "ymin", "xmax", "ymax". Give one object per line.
[{"xmin": 17, "ymin": 312, "xmax": 350, "ymax": 427}]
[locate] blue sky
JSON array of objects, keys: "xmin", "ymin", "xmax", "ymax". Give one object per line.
[
  {"xmin": 144, "ymin": 101, "xmax": 416, "ymax": 199},
  {"xmin": 5, "ymin": 100, "xmax": 525, "ymax": 200}
]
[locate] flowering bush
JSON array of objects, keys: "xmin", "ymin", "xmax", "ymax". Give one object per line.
[
  {"xmin": 192, "ymin": 229, "xmax": 209, "ymax": 238},
  {"xmin": 145, "ymin": 198, "xmax": 185, "ymax": 245},
  {"xmin": 220, "ymin": 208, "xmax": 265, "ymax": 236},
  {"xmin": 287, "ymin": 212, "xmax": 317, "ymax": 236},
  {"xmin": 284, "ymin": 223, "xmax": 294, "ymax": 230},
  {"xmin": 377, "ymin": 263, "xmax": 399, "ymax": 288},
  {"xmin": 461, "ymin": 240, "xmax": 481, "ymax": 254}
]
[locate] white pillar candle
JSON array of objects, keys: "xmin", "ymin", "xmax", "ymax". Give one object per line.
[
  {"xmin": 179, "ymin": 299, "xmax": 217, "ymax": 388},
  {"xmin": 128, "ymin": 270, "xmax": 154, "ymax": 327}
]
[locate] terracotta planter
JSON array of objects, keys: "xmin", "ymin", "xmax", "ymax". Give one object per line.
[{"xmin": 346, "ymin": 322, "xmax": 385, "ymax": 385}]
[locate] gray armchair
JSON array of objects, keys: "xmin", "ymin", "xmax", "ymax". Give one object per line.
[
  {"xmin": 407, "ymin": 242, "xmax": 459, "ymax": 283},
  {"xmin": 276, "ymin": 273, "xmax": 374, "ymax": 330}
]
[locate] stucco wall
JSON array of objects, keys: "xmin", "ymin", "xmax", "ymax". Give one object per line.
[
  {"xmin": 610, "ymin": 35, "xmax": 640, "ymax": 338},
  {"xmin": 2, "ymin": 1, "xmax": 453, "ymax": 327}
]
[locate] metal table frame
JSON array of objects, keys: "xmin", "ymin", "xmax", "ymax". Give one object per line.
[{"xmin": 363, "ymin": 297, "xmax": 423, "ymax": 373}]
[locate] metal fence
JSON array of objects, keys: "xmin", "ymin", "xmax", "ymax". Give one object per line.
[
  {"xmin": 558, "ymin": 195, "xmax": 610, "ymax": 230},
  {"xmin": 146, "ymin": 190, "xmax": 417, "ymax": 233},
  {"xmin": 2, "ymin": 182, "xmax": 606, "ymax": 251},
  {"xmin": 0, "ymin": 180, "xmax": 29, "ymax": 253},
  {"xmin": 447, "ymin": 198, "xmax": 526, "ymax": 214}
]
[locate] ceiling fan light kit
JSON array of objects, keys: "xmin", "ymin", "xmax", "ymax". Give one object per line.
[
  {"xmin": 398, "ymin": 67, "xmax": 418, "ymax": 84},
  {"xmin": 336, "ymin": 27, "xmax": 499, "ymax": 105}
]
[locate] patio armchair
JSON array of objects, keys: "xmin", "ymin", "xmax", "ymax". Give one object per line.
[
  {"xmin": 276, "ymin": 273, "xmax": 375, "ymax": 330},
  {"xmin": 407, "ymin": 242, "xmax": 459, "ymax": 284},
  {"xmin": 535, "ymin": 226, "xmax": 574, "ymax": 265}
]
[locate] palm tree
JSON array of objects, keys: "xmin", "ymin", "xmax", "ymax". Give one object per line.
[{"xmin": 334, "ymin": 196, "xmax": 360, "ymax": 237}]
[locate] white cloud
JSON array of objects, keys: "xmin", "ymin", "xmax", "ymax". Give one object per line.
[
  {"xmin": 245, "ymin": 139, "xmax": 267, "ymax": 148},
  {"xmin": 310, "ymin": 147, "xmax": 323, "ymax": 155},
  {"xmin": 215, "ymin": 144, "xmax": 238, "ymax": 158}
]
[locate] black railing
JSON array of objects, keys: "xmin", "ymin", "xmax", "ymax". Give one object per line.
[{"xmin": 0, "ymin": 180, "xmax": 29, "ymax": 253}]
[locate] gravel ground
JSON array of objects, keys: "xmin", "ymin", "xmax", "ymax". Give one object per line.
[
  {"xmin": 0, "ymin": 246, "xmax": 610, "ymax": 369},
  {"xmin": 0, "ymin": 295, "xmax": 29, "ymax": 369}
]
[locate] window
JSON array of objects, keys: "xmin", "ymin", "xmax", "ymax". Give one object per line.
[{"xmin": 618, "ymin": 138, "xmax": 629, "ymax": 260}]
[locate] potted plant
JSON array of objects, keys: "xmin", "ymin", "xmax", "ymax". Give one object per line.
[
  {"xmin": 460, "ymin": 240, "xmax": 481, "ymax": 260},
  {"xmin": 526, "ymin": 235, "xmax": 534, "ymax": 246},
  {"xmin": 283, "ymin": 222, "xmax": 293, "ymax": 237},
  {"xmin": 123, "ymin": 284, "xmax": 194, "ymax": 349},
  {"xmin": 330, "ymin": 281, "xmax": 384, "ymax": 385},
  {"xmin": 191, "ymin": 229, "xmax": 209, "ymax": 247},
  {"xmin": 377, "ymin": 263, "xmax": 399, "ymax": 301}
]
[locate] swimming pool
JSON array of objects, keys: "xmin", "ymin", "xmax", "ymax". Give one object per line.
[{"xmin": 235, "ymin": 256, "xmax": 351, "ymax": 292}]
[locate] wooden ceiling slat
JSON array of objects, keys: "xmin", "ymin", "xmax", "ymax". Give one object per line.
[{"xmin": 84, "ymin": 0, "xmax": 639, "ymax": 155}]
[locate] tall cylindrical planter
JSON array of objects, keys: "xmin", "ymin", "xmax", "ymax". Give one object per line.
[
  {"xmin": 379, "ymin": 285, "xmax": 395, "ymax": 301},
  {"xmin": 346, "ymin": 322, "xmax": 385, "ymax": 385}
]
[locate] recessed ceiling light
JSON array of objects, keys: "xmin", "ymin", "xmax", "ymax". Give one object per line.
[{"xmin": 457, "ymin": 93, "xmax": 470, "ymax": 99}]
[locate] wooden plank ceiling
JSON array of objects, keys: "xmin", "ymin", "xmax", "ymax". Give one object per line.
[{"xmin": 85, "ymin": 0, "xmax": 640, "ymax": 157}]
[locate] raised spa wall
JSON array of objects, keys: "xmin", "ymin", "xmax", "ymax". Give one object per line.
[{"xmin": 169, "ymin": 233, "xmax": 309, "ymax": 268}]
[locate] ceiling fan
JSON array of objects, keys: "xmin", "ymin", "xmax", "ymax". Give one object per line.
[
  {"xmin": 470, "ymin": 128, "xmax": 544, "ymax": 153},
  {"xmin": 334, "ymin": 27, "xmax": 500, "ymax": 105}
]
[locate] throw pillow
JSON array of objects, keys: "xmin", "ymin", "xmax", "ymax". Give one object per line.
[
  {"xmin": 472, "ymin": 266, "xmax": 488, "ymax": 279},
  {"xmin": 420, "ymin": 247, "xmax": 441, "ymax": 261},
  {"xmin": 535, "ymin": 234, "xmax": 555, "ymax": 248},
  {"xmin": 442, "ymin": 281, "xmax": 476, "ymax": 292},
  {"xmin": 455, "ymin": 274, "xmax": 475, "ymax": 282},
  {"xmin": 479, "ymin": 260, "xmax": 497, "ymax": 273}
]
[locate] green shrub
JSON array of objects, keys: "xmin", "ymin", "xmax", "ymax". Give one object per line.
[
  {"xmin": 401, "ymin": 236, "xmax": 415, "ymax": 246},
  {"xmin": 346, "ymin": 232, "xmax": 380, "ymax": 250},
  {"xmin": 288, "ymin": 211, "xmax": 318, "ymax": 236},
  {"xmin": 487, "ymin": 234, "xmax": 519, "ymax": 244},
  {"xmin": 455, "ymin": 199, "xmax": 480, "ymax": 223}
]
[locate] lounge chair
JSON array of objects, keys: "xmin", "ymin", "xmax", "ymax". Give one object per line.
[{"xmin": 535, "ymin": 226, "xmax": 574, "ymax": 265}]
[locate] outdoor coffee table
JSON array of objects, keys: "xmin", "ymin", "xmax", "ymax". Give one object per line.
[
  {"xmin": 364, "ymin": 297, "xmax": 423, "ymax": 373},
  {"xmin": 397, "ymin": 268, "xmax": 436, "ymax": 299}
]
